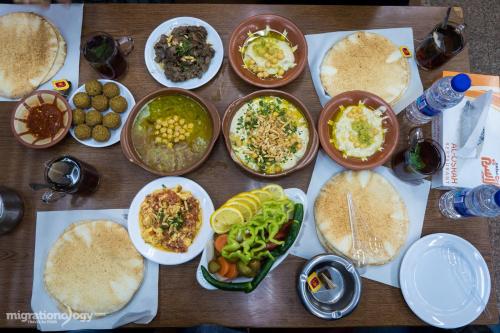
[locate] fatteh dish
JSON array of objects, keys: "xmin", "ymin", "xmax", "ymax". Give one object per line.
[{"xmin": 229, "ymin": 96, "xmax": 309, "ymax": 175}]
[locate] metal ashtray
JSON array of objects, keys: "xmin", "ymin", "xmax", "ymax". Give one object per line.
[{"xmin": 298, "ymin": 254, "xmax": 362, "ymax": 320}]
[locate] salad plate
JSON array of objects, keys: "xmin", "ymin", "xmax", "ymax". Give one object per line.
[{"xmin": 196, "ymin": 187, "xmax": 307, "ymax": 290}]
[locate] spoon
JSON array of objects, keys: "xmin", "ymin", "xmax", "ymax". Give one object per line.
[{"xmin": 441, "ymin": 7, "xmax": 452, "ymax": 29}]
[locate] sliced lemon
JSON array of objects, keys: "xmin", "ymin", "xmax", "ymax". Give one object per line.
[
  {"xmin": 238, "ymin": 192, "xmax": 261, "ymax": 205},
  {"xmin": 227, "ymin": 197, "xmax": 258, "ymax": 214},
  {"xmin": 262, "ymin": 184, "xmax": 286, "ymax": 200},
  {"xmin": 234, "ymin": 193, "xmax": 260, "ymax": 210},
  {"xmin": 210, "ymin": 207, "xmax": 244, "ymax": 233},
  {"xmin": 223, "ymin": 202, "xmax": 253, "ymax": 222},
  {"xmin": 250, "ymin": 189, "xmax": 273, "ymax": 203}
]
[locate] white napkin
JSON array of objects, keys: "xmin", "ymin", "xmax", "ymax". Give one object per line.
[
  {"xmin": 31, "ymin": 209, "xmax": 159, "ymax": 331},
  {"xmin": 291, "ymin": 150, "xmax": 430, "ymax": 288},
  {"xmin": 305, "ymin": 28, "xmax": 423, "ymax": 114},
  {"xmin": 457, "ymin": 90, "xmax": 493, "ymax": 158},
  {"xmin": 0, "ymin": 4, "xmax": 83, "ymax": 102}
]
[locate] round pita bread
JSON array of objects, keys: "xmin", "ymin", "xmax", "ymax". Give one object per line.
[
  {"xmin": 320, "ymin": 31, "xmax": 410, "ymax": 105},
  {"xmin": 0, "ymin": 12, "xmax": 59, "ymax": 98},
  {"xmin": 314, "ymin": 170, "xmax": 409, "ymax": 265},
  {"xmin": 44, "ymin": 220, "xmax": 144, "ymax": 316},
  {"xmin": 38, "ymin": 15, "xmax": 66, "ymax": 84}
]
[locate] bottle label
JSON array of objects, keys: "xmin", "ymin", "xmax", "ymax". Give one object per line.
[
  {"xmin": 453, "ymin": 189, "xmax": 474, "ymax": 217},
  {"xmin": 416, "ymin": 95, "xmax": 440, "ymax": 117}
]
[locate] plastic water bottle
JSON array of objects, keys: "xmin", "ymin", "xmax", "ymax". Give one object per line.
[
  {"xmin": 439, "ymin": 185, "xmax": 500, "ymax": 219},
  {"xmin": 405, "ymin": 73, "xmax": 471, "ymax": 125}
]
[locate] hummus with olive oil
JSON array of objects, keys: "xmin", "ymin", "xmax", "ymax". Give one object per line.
[{"xmin": 329, "ymin": 102, "xmax": 386, "ymax": 161}]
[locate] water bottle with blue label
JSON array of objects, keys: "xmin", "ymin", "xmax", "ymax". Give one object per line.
[
  {"xmin": 439, "ymin": 185, "xmax": 500, "ymax": 219},
  {"xmin": 405, "ymin": 73, "xmax": 471, "ymax": 125}
]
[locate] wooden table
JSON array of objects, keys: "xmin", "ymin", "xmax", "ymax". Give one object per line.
[{"xmin": 0, "ymin": 4, "xmax": 497, "ymax": 328}]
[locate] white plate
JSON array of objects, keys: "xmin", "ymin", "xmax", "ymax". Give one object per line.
[
  {"xmin": 144, "ymin": 17, "xmax": 224, "ymax": 90},
  {"xmin": 196, "ymin": 188, "xmax": 308, "ymax": 290},
  {"xmin": 128, "ymin": 177, "xmax": 214, "ymax": 265},
  {"xmin": 400, "ymin": 233, "xmax": 491, "ymax": 328},
  {"xmin": 69, "ymin": 79, "xmax": 135, "ymax": 147}
]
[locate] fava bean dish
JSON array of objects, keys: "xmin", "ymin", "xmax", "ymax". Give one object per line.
[
  {"xmin": 229, "ymin": 96, "xmax": 309, "ymax": 175},
  {"xmin": 139, "ymin": 185, "xmax": 201, "ymax": 252},
  {"xmin": 131, "ymin": 94, "xmax": 213, "ymax": 173}
]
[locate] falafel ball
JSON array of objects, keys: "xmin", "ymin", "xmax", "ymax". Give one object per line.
[
  {"xmin": 85, "ymin": 109, "xmax": 102, "ymax": 127},
  {"xmin": 91, "ymin": 95, "xmax": 109, "ymax": 112},
  {"xmin": 74, "ymin": 124, "xmax": 92, "ymax": 140},
  {"xmin": 72, "ymin": 108, "xmax": 86, "ymax": 126},
  {"xmin": 92, "ymin": 125, "xmax": 111, "ymax": 142},
  {"xmin": 73, "ymin": 92, "xmax": 91, "ymax": 109},
  {"xmin": 85, "ymin": 80, "xmax": 103, "ymax": 96},
  {"xmin": 109, "ymin": 95, "xmax": 128, "ymax": 113},
  {"xmin": 102, "ymin": 82, "xmax": 120, "ymax": 98},
  {"xmin": 103, "ymin": 112, "xmax": 121, "ymax": 129}
]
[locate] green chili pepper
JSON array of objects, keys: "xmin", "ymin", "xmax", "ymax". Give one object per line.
[{"xmin": 201, "ymin": 203, "xmax": 304, "ymax": 293}]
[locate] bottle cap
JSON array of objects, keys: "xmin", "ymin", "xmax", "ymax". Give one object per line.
[
  {"xmin": 451, "ymin": 74, "xmax": 471, "ymax": 92},
  {"xmin": 494, "ymin": 190, "xmax": 500, "ymax": 207}
]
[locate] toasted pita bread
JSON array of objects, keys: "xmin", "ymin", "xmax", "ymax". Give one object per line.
[
  {"xmin": 320, "ymin": 31, "xmax": 410, "ymax": 105},
  {"xmin": 0, "ymin": 12, "xmax": 59, "ymax": 98},
  {"xmin": 44, "ymin": 220, "xmax": 144, "ymax": 316},
  {"xmin": 314, "ymin": 170, "xmax": 409, "ymax": 265},
  {"xmin": 38, "ymin": 15, "xmax": 66, "ymax": 84}
]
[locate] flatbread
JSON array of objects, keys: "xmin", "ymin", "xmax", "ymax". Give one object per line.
[
  {"xmin": 38, "ymin": 15, "xmax": 66, "ymax": 84},
  {"xmin": 314, "ymin": 170, "xmax": 409, "ymax": 265},
  {"xmin": 320, "ymin": 31, "xmax": 410, "ymax": 105},
  {"xmin": 44, "ymin": 220, "xmax": 144, "ymax": 316},
  {"xmin": 0, "ymin": 12, "xmax": 59, "ymax": 98}
]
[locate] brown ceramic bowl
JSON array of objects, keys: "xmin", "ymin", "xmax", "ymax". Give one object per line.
[
  {"xmin": 222, "ymin": 90, "xmax": 319, "ymax": 178},
  {"xmin": 228, "ymin": 14, "xmax": 307, "ymax": 88},
  {"xmin": 318, "ymin": 90, "xmax": 399, "ymax": 170},
  {"xmin": 120, "ymin": 88, "xmax": 221, "ymax": 176},
  {"xmin": 11, "ymin": 90, "xmax": 72, "ymax": 149}
]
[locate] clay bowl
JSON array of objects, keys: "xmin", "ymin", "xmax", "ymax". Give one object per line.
[
  {"xmin": 228, "ymin": 14, "xmax": 307, "ymax": 88},
  {"xmin": 222, "ymin": 90, "xmax": 319, "ymax": 178},
  {"xmin": 120, "ymin": 88, "xmax": 221, "ymax": 176},
  {"xmin": 11, "ymin": 90, "xmax": 72, "ymax": 149},
  {"xmin": 318, "ymin": 90, "xmax": 399, "ymax": 170}
]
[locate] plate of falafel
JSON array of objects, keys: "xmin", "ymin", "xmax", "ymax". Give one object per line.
[{"xmin": 69, "ymin": 79, "xmax": 135, "ymax": 147}]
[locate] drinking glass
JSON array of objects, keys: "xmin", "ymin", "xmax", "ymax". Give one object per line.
[
  {"xmin": 391, "ymin": 128, "xmax": 446, "ymax": 183},
  {"xmin": 30, "ymin": 156, "xmax": 100, "ymax": 203},
  {"xmin": 82, "ymin": 32, "xmax": 134, "ymax": 79},
  {"xmin": 416, "ymin": 21, "xmax": 466, "ymax": 71}
]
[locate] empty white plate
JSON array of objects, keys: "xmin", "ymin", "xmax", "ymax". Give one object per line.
[
  {"xmin": 400, "ymin": 233, "xmax": 491, "ymax": 328},
  {"xmin": 144, "ymin": 17, "xmax": 224, "ymax": 90}
]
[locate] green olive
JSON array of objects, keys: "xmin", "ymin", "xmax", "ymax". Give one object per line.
[{"xmin": 208, "ymin": 259, "xmax": 221, "ymax": 274}]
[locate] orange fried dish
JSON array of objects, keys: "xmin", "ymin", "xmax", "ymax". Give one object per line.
[{"xmin": 139, "ymin": 185, "xmax": 201, "ymax": 252}]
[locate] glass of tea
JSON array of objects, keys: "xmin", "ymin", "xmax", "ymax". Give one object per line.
[
  {"xmin": 391, "ymin": 128, "xmax": 446, "ymax": 183},
  {"xmin": 416, "ymin": 21, "xmax": 466, "ymax": 70},
  {"xmin": 82, "ymin": 32, "xmax": 134, "ymax": 79},
  {"xmin": 35, "ymin": 156, "xmax": 100, "ymax": 203}
]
